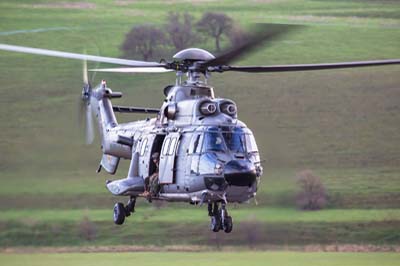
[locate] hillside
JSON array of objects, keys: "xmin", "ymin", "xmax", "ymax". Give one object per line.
[{"xmin": 0, "ymin": 0, "xmax": 399, "ymax": 248}]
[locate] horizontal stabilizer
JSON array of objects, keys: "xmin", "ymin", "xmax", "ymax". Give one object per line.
[
  {"xmin": 100, "ymin": 154, "xmax": 120, "ymax": 175},
  {"xmin": 113, "ymin": 105, "xmax": 159, "ymax": 114}
]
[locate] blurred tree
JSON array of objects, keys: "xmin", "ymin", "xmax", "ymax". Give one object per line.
[
  {"xmin": 196, "ymin": 12, "xmax": 233, "ymax": 52},
  {"xmin": 165, "ymin": 12, "xmax": 197, "ymax": 52},
  {"xmin": 121, "ymin": 24, "xmax": 168, "ymax": 61}
]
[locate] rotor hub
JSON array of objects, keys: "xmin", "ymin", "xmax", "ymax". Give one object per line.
[{"xmin": 173, "ymin": 48, "xmax": 215, "ymax": 62}]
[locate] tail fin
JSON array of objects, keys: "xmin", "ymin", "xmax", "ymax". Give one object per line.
[
  {"xmin": 81, "ymin": 60, "xmax": 127, "ymax": 175},
  {"xmin": 89, "ymin": 80, "xmax": 125, "ymax": 174}
]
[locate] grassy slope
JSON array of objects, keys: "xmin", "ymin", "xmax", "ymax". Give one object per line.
[
  {"xmin": 0, "ymin": 0, "xmax": 399, "ymax": 173},
  {"xmin": 1, "ymin": 252, "xmax": 400, "ymax": 266},
  {"xmin": 1, "ymin": 208, "xmax": 399, "ymax": 246},
  {"xmin": 0, "ymin": 0, "xmax": 400, "ymax": 247},
  {"xmin": 2, "ymin": 208, "xmax": 400, "ymax": 223}
]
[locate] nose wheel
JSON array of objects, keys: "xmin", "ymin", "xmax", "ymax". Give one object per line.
[{"xmin": 208, "ymin": 202, "xmax": 233, "ymax": 233}]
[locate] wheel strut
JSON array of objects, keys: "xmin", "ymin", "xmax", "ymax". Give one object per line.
[
  {"xmin": 125, "ymin": 196, "xmax": 136, "ymax": 217},
  {"xmin": 208, "ymin": 203, "xmax": 213, "ymax": 216}
]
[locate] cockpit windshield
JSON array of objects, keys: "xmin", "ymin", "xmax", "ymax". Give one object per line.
[
  {"xmin": 203, "ymin": 127, "xmax": 226, "ymax": 152},
  {"xmin": 202, "ymin": 126, "xmax": 258, "ymax": 154},
  {"xmin": 222, "ymin": 127, "xmax": 246, "ymax": 153}
]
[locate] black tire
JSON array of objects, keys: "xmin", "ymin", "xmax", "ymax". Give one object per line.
[
  {"xmin": 210, "ymin": 215, "xmax": 221, "ymax": 232},
  {"xmin": 224, "ymin": 216, "xmax": 233, "ymax": 233},
  {"xmin": 113, "ymin": 202, "xmax": 126, "ymax": 225}
]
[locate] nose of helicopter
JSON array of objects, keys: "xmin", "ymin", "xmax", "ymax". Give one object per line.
[{"xmin": 224, "ymin": 160, "xmax": 257, "ymax": 187}]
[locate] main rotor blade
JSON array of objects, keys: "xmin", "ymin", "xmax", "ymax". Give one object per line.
[
  {"xmin": 212, "ymin": 59, "xmax": 400, "ymax": 73},
  {"xmin": 205, "ymin": 24, "xmax": 301, "ymax": 67},
  {"xmin": 89, "ymin": 67, "xmax": 173, "ymax": 73},
  {"xmin": 0, "ymin": 44, "xmax": 165, "ymax": 67}
]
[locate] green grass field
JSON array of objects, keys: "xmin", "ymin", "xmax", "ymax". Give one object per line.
[
  {"xmin": 0, "ymin": 0, "xmax": 400, "ymax": 253},
  {"xmin": 2, "ymin": 208, "xmax": 400, "ymax": 223},
  {"xmin": 1, "ymin": 252, "xmax": 399, "ymax": 266}
]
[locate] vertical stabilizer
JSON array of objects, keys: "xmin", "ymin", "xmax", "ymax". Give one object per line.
[{"xmin": 90, "ymin": 80, "xmax": 121, "ymax": 174}]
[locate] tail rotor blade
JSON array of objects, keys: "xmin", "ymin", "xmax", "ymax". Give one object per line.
[
  {"xmin": 80, "ymin": 58, "xmax": 95, "ymax": 145},
  {"xmin": 85, "ymin": 102, "xmax": 94, "ymax": 145},
  {"xmin": 83, "ymin": 59, "xmax": 89, "ymax": 84}
]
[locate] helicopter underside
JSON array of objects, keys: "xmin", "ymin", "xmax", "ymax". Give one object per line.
[{"xmin": 158, "ymin": 183, "xmax": 257, "ymax": 204}]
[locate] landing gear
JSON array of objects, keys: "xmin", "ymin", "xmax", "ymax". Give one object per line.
[
  {"xmin": 223, "ymin": 215, "xmax": 233, "ymax": 233},
  {"xmin": 208, "ymin": 202, "xmax": 233, "ymax": 233},
  {"xmin": 210, "ymin": 215, "xmax": 221, "ymax": 232},
  {"xmin": 113, "ymin": 196, "xmax": 136, "ymax": 225},
  {"xmin": 124, "ymin": 197, "xmax": 136, "ymax": 217}
]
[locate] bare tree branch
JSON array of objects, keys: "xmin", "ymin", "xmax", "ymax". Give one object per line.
[
  {"xmin": 121, "ymin": 24, "xmax": 168, "ymax": 61},
  {"xmin": 197, "ymin": 12, "xmax": 233, "ymax": 52}
]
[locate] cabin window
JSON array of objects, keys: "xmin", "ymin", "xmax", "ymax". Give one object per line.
[
  {"xmin": 140, "ymin": 138, "xmax": 148, "ymax": 156},
  {"xmin": 162, "ymin": 138, "xmax": 171, "ymax": 156},
  {"xmin": 168, "ymin": 138, "xmax": 177, "ymax": 155}
]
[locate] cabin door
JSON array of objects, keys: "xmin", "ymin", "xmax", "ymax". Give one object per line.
[
  {"xmin": 138, "ymin": 134, "xmax": 156, "ymax": 179},
  {"xmin": 159, "ymin": 132, "xmax": 181, "ymax": 184}
]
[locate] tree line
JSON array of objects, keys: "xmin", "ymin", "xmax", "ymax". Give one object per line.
[{"xmin": 121, "ymin": 12, "xmax": 246, "ymax": 61}]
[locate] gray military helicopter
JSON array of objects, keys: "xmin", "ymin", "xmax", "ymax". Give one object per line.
[{"xmin": 1, "ymin": 26, "xmax": 399, "ymax": 233}]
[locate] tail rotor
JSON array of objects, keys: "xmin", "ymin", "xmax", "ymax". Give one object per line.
[{"xmin": 79, "ymin": 59, "xmax": 95, "ymax": 144}]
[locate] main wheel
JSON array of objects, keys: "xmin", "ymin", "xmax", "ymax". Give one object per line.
[
  {"xmin": 113, "ymin": 202, "xmax": 126, "ymax": 225},
  {"xmin": 210, "ymin": 215, "xmax": 221, "ymax": 232},
  {"xmin": 224, "ymin": 216, "xmax": 233, "ymax": 233}
]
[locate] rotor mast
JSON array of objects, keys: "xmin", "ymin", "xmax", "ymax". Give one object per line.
[{"xmin": 173, "ymin": 48, "xmax": 214, "ymax": 86}]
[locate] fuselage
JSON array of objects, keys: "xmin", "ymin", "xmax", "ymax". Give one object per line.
[{"xmin": 97, "ymin": 82, "xmax": 263, "ymax": 204}]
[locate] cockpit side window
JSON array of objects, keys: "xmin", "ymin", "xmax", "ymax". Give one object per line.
[
  {"xmin": 193, "ymin": 134, "xmax": 200, "ymax": 154},
  {"xmin": 189, "ymin": 134, "xmax": 201, "ymax": 154},
  {"xmin": 245, "ymin": 132, "xmax": 258, "ymax": 153}
]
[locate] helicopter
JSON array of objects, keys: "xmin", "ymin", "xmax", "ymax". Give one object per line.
[{"xmin": 1, "ymin": 26, "xmax": 399, "ymax": 233}]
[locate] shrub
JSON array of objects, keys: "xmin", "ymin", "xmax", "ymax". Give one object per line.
[
  {"xmin": 296, "ymin": 170, "xmax": 327, "ymax": 210},
  {"xmin": 78, "ymin": 215, "xmax": 97, "ymax": 241}
]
